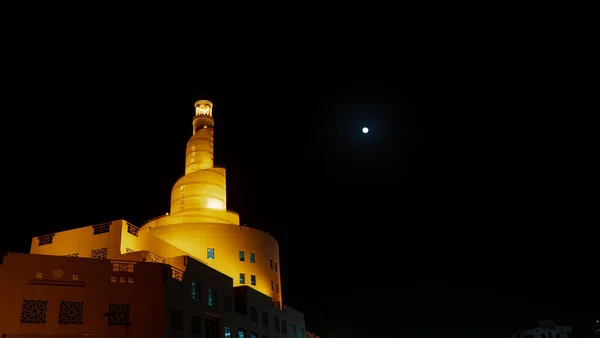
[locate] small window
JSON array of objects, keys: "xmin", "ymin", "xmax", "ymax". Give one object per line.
[
  {"xmin": 251, "ymin": 275, "xmax": 256, "ymax": 285},
  {"xmin": 207, "ymin": 248, "xmax": 215, "ymax": 259},
  {"xmin": 111, "ymin": 276, "xmax": 117, "ymax": 283},
  {"xmin": 191, "ymin": 281, "xmax": 200, "ymax": 301},
  {"xmin": 240, "ymin": 273, "xmax": 245, "ymax": 284},
  {"xmin": 274, "ymin": 261, "xmax": 278, "ymax": 272},
  {"xmin": 239, "ymin": 251, "xmax": 245, "ymax": 261},
  {"xmin": 127, "ymin": 277, "xmax": 134, "ymax": 283},
  {"xmin": 276, "ymin": 282, "xmax": 279, "ymax": 293},
  {"xmin": 250, "ymin": 252, "xmax": 255, "ymax": 263},
  {"xmin": 36, "ymin": 271, "xmax": 43, "ymax": 279},
  {"xmin": 191, "ymin": 314, "xmax": 202, "ymax": 334},
  {"xmin": 250, "ymin": 306, "xmax": 258, "ymax": 322},
  {"xmin": 271, "ymin": 280, "xmax": 274, "ymax": 290},
  {"xmin": 208, "ymin": 288, "xmax": 216, "ymax": 308},
  {"xmin": 72, "ymin": 273, "xmax": 79, "ymax": 281},
  {"xmin": 269, "ymin": 258, "xmax": 273, "ymax": 269}
]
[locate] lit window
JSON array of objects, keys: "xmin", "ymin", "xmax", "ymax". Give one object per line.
[
  {"xmin": 224, "ymin": 325, "xmax": 231, "ymax": 338},
  {"xmin": 36, "ymin": 271, "xmax": 43, "ymax": 279},
  {"xmin": 250, "ymin": 252, "xmax": 255, "ymax": 263},
  {"xmin": 239, "ymin": 273, "xmax": 245, "ymax": 284},
  {"xmin": 72, "ymin": 273, "xmax": 79, "ymax": 281},
  {"xmin": 191, "ymin": 281, "xmax": 200, "ymax": 301},
  {"xmin": 237, "ymin": 327, "xmax": 246, "ymax": 338},
  {"xmin": 251, "ymin": 275, "xmax": 256, "ymax": 285},
  {"xmin": 111, "ymin": 276, "xmax": 117, "ymax": 283},
  {"xmin": 207, "ymin": 248, "xmax": 215, "ymax": 259},
  {"xmin": 127, "ymin": 277, "xmax": 134, "ymax": 283},
  {"xmin": 239, "ymin": 251, "xmax": 245, "ymax": 261},
  {"xmin": 208, "ymin": 288, "xmax": 216, "ymax": 308}
]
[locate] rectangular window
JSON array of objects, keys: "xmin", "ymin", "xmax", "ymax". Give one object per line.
[
  {"xmin": 191, "ymin": 314, "xmax": 202, "ymax": 334},
  {"xmin": 20, "ymin": 300, "xmax": 48, "ymax": 323},
  {"xmin": 250, "ymin": 332, "xmax": 258, "ymax": 338},
  {"xmin": 237, "ymin": 327, "xmax": 247, "ymax": 338},
  {"xmin": 224, "ymin": 325, "xmax": 231, "ymax": 338},
  {"xmin": 171, "ymin": 309, "xmax": 183, "ymax": 329},
  {"xmin": 108, "ymin": 303, "xmax": 131, "ymax": 325},
  {"xmin": 191, "ymin": 281, "xmax": 200, "ymax": 301},
  {"xmin": 239, "ymin": 251, "xmax": 245, "ymax": 261},
  {"xmin": 276, "ymin": 282, "xmax": 279, "ymax": 293},
  {"xmin": 262, "ymin": 311, "xmax": 269, "ymax": 327},
  {"xmin": 239, "ymin": 273, "xmax": 245, "ymax": 284},
  {"xmin": 282, "ymin": 320, "xmax": 287, "ymax": 334},
  {"xmin": 273, "ymin": 316, "xmax": 280, "ymax": 331},
  {"xmin": 291, "ymin": 324, "xmax": 297, "ymax": 338},
  {"xmin": 274, "ymin": 261, "xmax": 278, "ymax": 272},
  {"xmin": 269, "ymin": 258, "xmax": 273, "ymax": 269},
  {"xmin": 224, "ymin": 295, "xmax": 233, "ymax": 313},
  {"xmin": 207, "ymin": 248, "xmax": 215, "ymax": 259},
  {"xmin": 208, "ymin": 288, "xmax": 217, "ymax": 308},
  {"xmin": 250, "ymin": 252, "xmax": 255, "ymax": 263},
  {"xmin": 251, "ymin": 275, "xmax": 256, "ymax": 285},
  {"xmin": 271, "ymin": 280, "xmax": 274, "ymax": 290},
  {"xmin": 250, "ymin": 306, "xmax": 258, "ymax": 322},
  {"xmin": 36, "ymin": 271, "xmax": 43, "ymax": 279}
]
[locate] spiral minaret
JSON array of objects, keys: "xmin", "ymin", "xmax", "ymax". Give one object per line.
[{"xmin": 140, "ymin": 96, "xmax": 282, "ymax": 302}]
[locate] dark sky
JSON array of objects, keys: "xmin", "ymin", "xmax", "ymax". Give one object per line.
[{"xmin": 2, "ymin": 12, "xmax": 597, "ymax": 338}]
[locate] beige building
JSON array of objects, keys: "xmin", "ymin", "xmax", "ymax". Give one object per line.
[{"xmin": 0, "ymin": 97, "xmax": 317, "ymax": 338}]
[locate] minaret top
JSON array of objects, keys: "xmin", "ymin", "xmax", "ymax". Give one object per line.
[{"xmin": 194, "ymin": 99, "xmax": 213, "ymax": 118}]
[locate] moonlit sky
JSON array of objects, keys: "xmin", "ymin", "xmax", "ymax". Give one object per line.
[{"xmin": 2, "ymin": 10, "xmax": 597, "ymax": 337}]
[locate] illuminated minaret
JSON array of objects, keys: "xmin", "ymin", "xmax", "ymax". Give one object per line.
[
  {"xmin": 168, "ymin": 99, "xmax": 228, "ymax": 213},
  {"xmin": 188, "ymin": 99, "xmax": 215, "ymax": 172},
  {"xmin": 141, "ymin": 97, "xmax": 283, "ymax": 302}
]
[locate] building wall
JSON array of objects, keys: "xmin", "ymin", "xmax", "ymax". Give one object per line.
[
  {"xmin": 0, "ymin": 252, "xmax": 166, "ymax": 338},
  {"xmin": 145, "ymin": 218, "xmax": 283, "ymax": 303},
  {"xmin": 29, "ymin": 220, "xmax": 190, "ymax": 271},
  {"xmin": 513, "ymin": 325, "xmax": 573, "ymax": 338},
  {"xmin": 28, "ymin": 218, "xmax": 283, "ymax": 304}
]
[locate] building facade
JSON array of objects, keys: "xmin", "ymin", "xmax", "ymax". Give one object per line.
[
  {"xmin": 0, "ymin": 97, "xmax": 317, "ymax": 338},
  {"xmin": 512, "ymin": 321, "xmax": 572, "ymax": 338}
]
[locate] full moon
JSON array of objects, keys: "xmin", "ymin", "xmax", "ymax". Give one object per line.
[{"xmin": 362, "ymin": 127, "xmax": 369, "ymax": 134}]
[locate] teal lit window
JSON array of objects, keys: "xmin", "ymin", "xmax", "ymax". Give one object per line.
[
  {"xmin": 208, "ymin": 288, "xmax": 216, "ymax": 308},
  {"xmin": 207, "ymin": 248, "xmax": 215, "ymax": 259},
  {"xmin": 191, "ymin": 281, "xmax": 200, "ymax": 301},
  {"xmin": 239, "ymin": 273, "xmax": 245, "ymax": 284},
  {"xmin": 237, "ymin": 327, "xmax": 246, "ymax": 338},
  {"xmin": 250, "ymin": 332, "xmax": 258, "ymax": 338},
  {"xmin": 224, "ymin": 325, "xmax": 231, "ymax": 338},
  {"xmin": 251, "ymin": 275, "xmax": 256, "ymax": 285},
  {"xmin": 239, "ymin": 251, "xmax": 245, "ymax": 261},
  {"xmin": 250, "ymin": 252, "xmax": 255, "ymax": 263}
]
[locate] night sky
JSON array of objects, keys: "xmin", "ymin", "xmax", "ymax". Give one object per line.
[{"xmin": 2, "ymin": 15, "xmax": 597, "ymax": 337}]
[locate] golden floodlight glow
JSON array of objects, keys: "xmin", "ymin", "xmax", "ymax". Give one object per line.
[
  {"xmin": 28, "ymin": 97, "xmax": 284, "ymax": 304},
  {"xmin": 143, "ymin": 98, "xmax": 283, "ymax": 302},
  {"xmin": 195, "ymin": 100, "xmax": 212, "ymax": 117}
]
